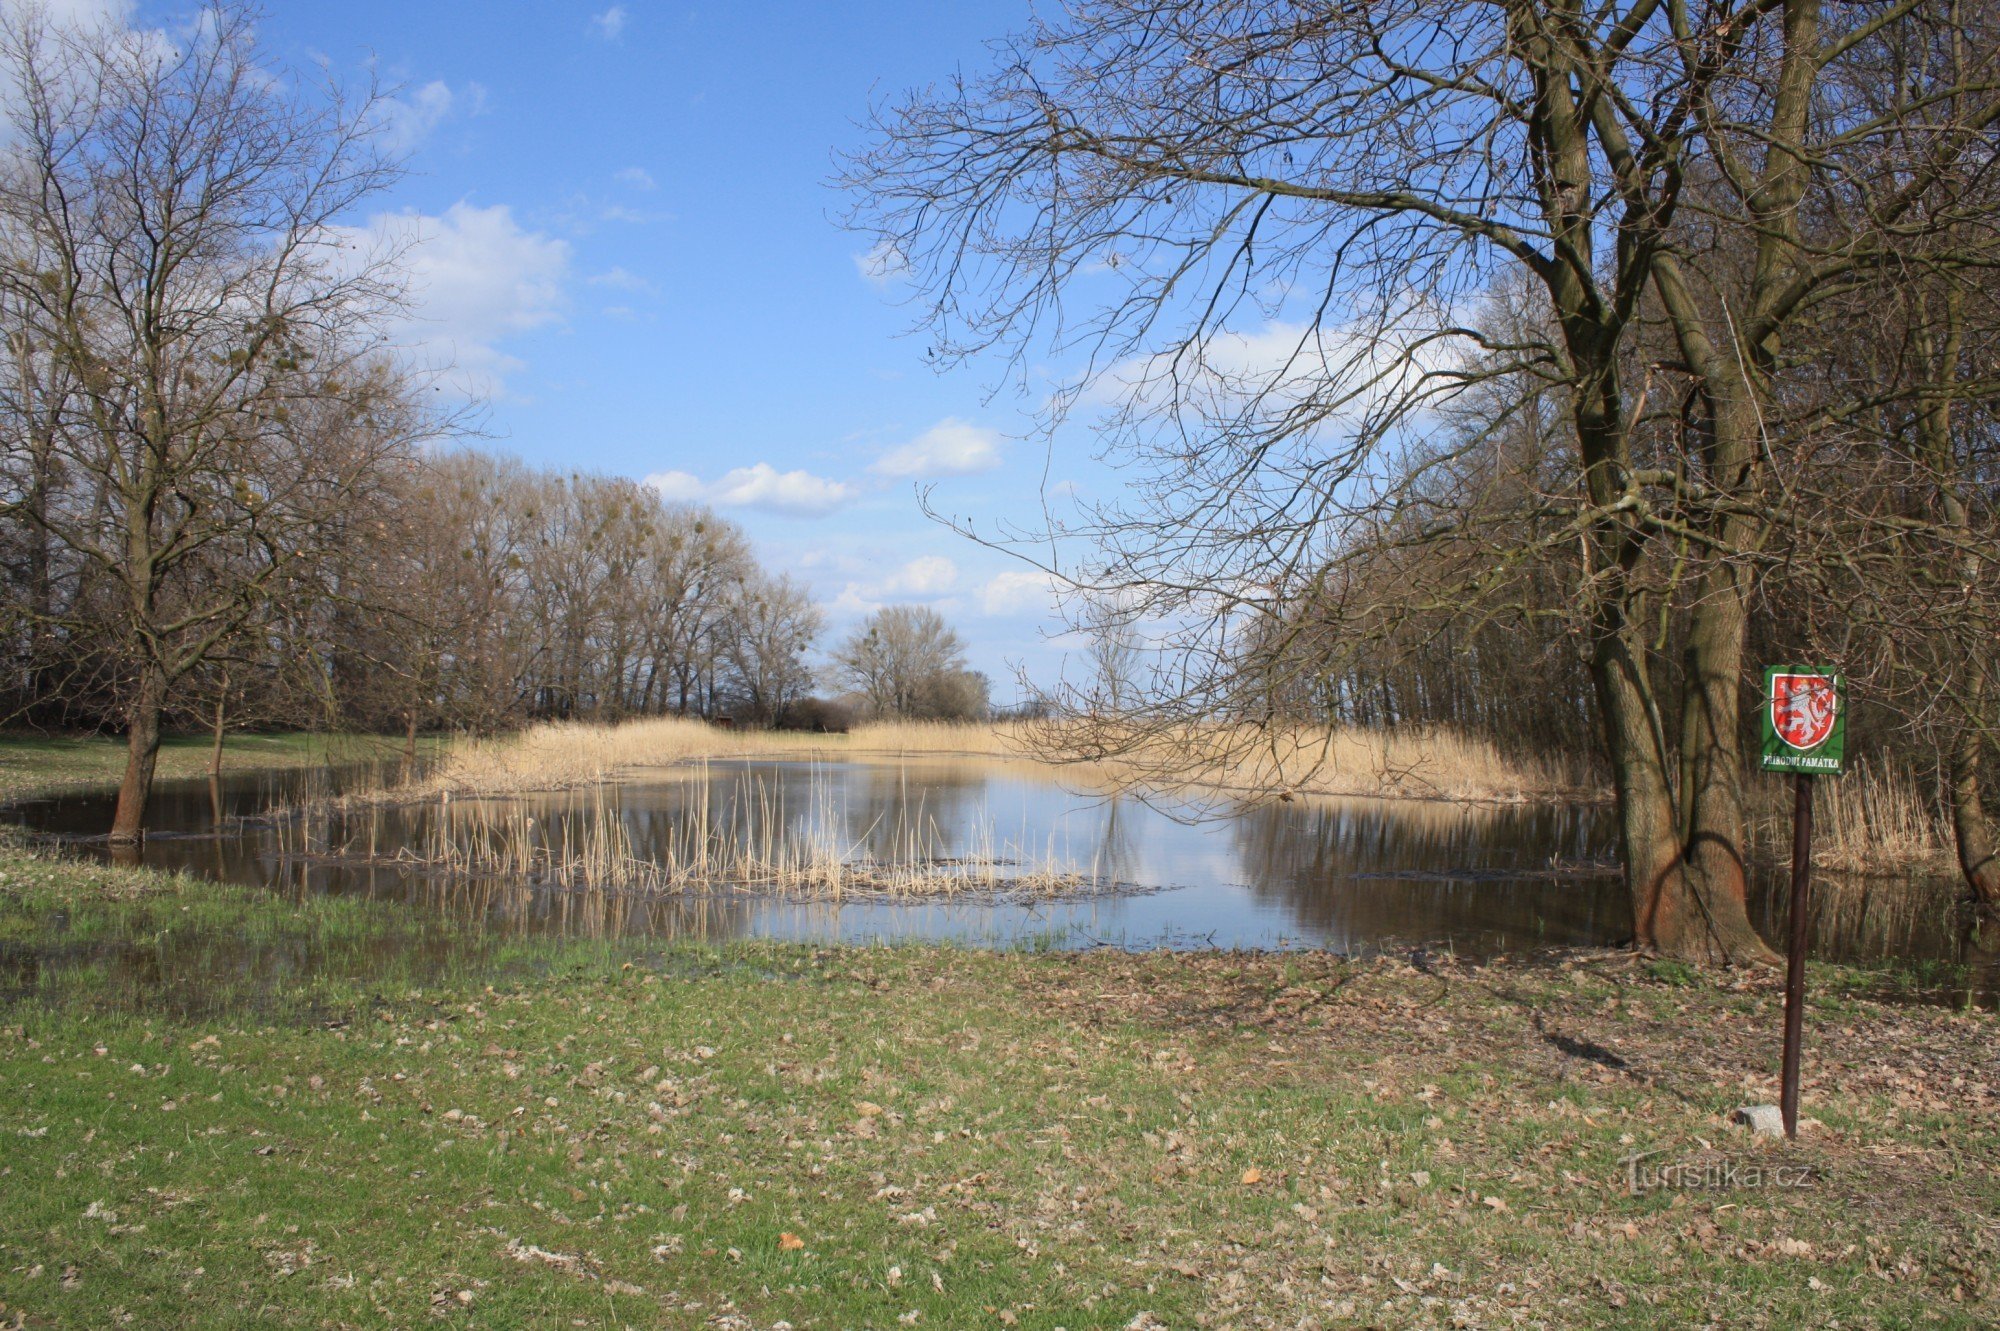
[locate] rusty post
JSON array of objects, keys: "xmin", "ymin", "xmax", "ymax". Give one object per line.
[{"xmin": 1780, "ymin": 772, "xmax": 1813, "ymax": 1138}]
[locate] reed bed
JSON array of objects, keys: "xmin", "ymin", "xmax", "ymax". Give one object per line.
[
  {"xmin": 271, "ymin": 773, "xmax": 1099, "ymax": 902},
  {"xmin": 1039, "ymin": 720, "xmax": 1604, "ymax": 805},
  {"xmin": 384, "ymin": 714, "xmax": 1595, "ymax": 807},
  {"xmin": 287, "ymin": 716, "xmax": 1958, "ymax": 876},
  {"xmin": 1749, "ymin": 760, "xmax": 1956, "ymax": 875}
]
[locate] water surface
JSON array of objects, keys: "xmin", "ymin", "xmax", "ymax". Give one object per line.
[{"xmin": 8, "ymin": 756, "xmax": 1977, "ymax": 972}]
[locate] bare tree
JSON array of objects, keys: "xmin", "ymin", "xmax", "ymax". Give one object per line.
[
  {"xmin": 0, "ymin": 4, "xmax": 417, "ymax": 840},
  {"xmin": 717, "ymin": 575, "xmax": 822, "ymax": 724},
  {"xmin": 831, "ymin": 604, "xmax": 975, "ymax": 720},
  {"xmin": 1080, "ymin": 597, "xmax": 1141, "ymax": 718},
  {"xmin": 849, "ymin": 0, "xmax": 2000, "ymax": 961}
]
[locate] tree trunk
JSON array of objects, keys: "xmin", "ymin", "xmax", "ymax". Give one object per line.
[
  {"xmin": 1914, "ymin": 289, "xmax": 1997, "ymax": 910},
  {"xmin": 1675, "ymin": 560, "xmax": 1778, "ymax": 965},
  {"xmin": 1951, "ymin": 725, "xmax": 2000, "ymax": 908},
  {"xmin": 110, "ymin": 662, "xmax": 166, "ymax": 844},
  {"xmin": 209, "ymin": 674, "xmax": 228, "ymax": 780},
  {"xmin": 1591, "ymin": 610, "xmax": 1691, "ymax": 952},
  {"xmin": 404, "ymin": 709, "xmax": 420, "ymax": 772}
]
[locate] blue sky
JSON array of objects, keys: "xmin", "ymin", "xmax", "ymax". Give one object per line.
[{"xmin": 223, "ymin": 0, "xmax": 1088, "ymax": 698}]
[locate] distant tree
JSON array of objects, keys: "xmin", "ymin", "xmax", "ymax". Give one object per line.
[
  {"xmin": 831, "ymin": 605, "xmax": 975, "ymax": 720},
  {"xmin": 717, "ymin": 575, "xmax": 822, "ymax": 724},
  {"xmin": 913, "ymin": 668, "xmax": 990, "ymax": 723},
  {"xmin": 1081, "ymin": 599, "xmax": 1140, "ymax": 718}
]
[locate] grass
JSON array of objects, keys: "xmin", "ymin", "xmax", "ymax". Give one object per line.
[
  {"xmin": 0, "ymin": 731, "xmax": 439, "ymax": 804},
  {"xmin": 0, "ymin": 845, "xmax": 1995, "ymax": 1328}
]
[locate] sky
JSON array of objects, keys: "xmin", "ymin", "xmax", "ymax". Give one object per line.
[{"xmin": 139, "ymin": 0, "xmax": 1104, "ymax": 699}]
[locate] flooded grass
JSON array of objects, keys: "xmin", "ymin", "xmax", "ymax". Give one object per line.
[{"xmin": 0, "ymin": 730, "xmax": 439, "ymax": 803}]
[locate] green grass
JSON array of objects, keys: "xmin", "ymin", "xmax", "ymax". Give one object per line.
[{"xmin": 0, "ymin": 848, "xmax": 1994, "ymax": 1327}]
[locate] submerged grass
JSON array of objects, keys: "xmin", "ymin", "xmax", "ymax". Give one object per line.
[{"xmin": 0, "ymin": 844, "xmax": 1994, "ymax": 1328}]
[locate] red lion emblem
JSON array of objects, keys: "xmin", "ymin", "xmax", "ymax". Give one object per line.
[{"xmin": 1770, "ymin": 673, "xmax": 1838, "ymax": 750}]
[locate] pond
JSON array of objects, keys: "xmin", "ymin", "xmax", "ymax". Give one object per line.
[{"xmin": 7, "ymin": 755, "xmax": 1980, "ymax": 973}]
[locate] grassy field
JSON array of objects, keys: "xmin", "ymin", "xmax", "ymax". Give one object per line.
[
  {"xmin": 0, "ymin": 847, "xmax": 1994, "ymax": 1328},
  {"xmin": 0, "ymin": 731, "xmax": 433, "ymax": 804}
]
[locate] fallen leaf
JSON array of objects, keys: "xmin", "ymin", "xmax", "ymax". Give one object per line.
[
  {"xmin": 779, "ymin": 1232, "xmax": 805, "ymax": 1251},
  {"xmin": 1240, "ymin": 1167, "xmax": 1264, "ymax": 1185}
]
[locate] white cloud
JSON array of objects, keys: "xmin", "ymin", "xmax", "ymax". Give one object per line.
[
  {"xmin": 377, "ymin": 79, "xmax": 485, "ymax": 152},
  {"xmin": 853, "ymin": 239, "xmax": 910, "ymax": 287},
  {"xmin": 647, "ymin": 464, "xmax": 857, "ymax": 518},
  {"xmin": 871, "ymin": 418, "xmax": 1003, "ymax": 478},
  {"xmin": 587, "ymin": 6, "xmax": 627, "ymax": 39},
  {"xmin": 347, "ymin": 202, "xmax": 570, "ymax": 400},
  {"xmin": 881, "ymin": 555, "xmax": 958, "ymax": 596},
  {"xmin": 981, "ymin": 569, "xmax": 1070, "ymax": 617},
  {"xmin": 614, "ymin": 166, "xmax": 656, "ymax": 190},
  {"xmin": 2, "ymin": 0, "xmax": 132, "ymax": 31}
]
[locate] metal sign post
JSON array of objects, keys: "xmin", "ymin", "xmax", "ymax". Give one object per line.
[
  {"xmin": 1758, "ymin": 666, "xmax": 1847, "ymax": 1140},
  {"xmin": 1779, "ymin": 772, "xmax": 1812, "ymax": 1136}
]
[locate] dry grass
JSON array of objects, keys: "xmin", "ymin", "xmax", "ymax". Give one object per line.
[
  {"xmin": 1750, "ymin": 760, "xmax": 1956, "ymax": 875},
  {"xmin": 1037, "ymin": 719, "xmax": 1605, "ymax": 806},
  {"xmin": 400, "ymin": 717, "xmax": 1039, "ymax": 797},
  {"xmin": 400, "ymin": 715, "xmax": 1597, "ymax": 807},
  {"xmin": 414, "ymin": 716, "xmax": 838, "ymax": 793}
]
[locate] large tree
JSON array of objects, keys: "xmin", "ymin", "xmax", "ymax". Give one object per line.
[
  {"xmin": 0, "ymin": 3, "xmax": 416, "ymax": 840},
  {"xmin": 851, "ymin": 0, "xmax": 2000, "ymax": 961}
]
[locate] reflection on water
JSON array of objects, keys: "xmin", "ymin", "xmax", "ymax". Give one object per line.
[{"xmin": 5, "ymin": 756, "xmax": 1988, "ymax": 1004}]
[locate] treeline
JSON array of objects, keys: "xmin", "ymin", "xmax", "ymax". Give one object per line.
[
  {"xmin": 333, "ymin": 453, "xmax": 818, "ymax": 741},
  {"xmin": 0, "ymin": 7, "xmax": 998, "ymax": 843}
]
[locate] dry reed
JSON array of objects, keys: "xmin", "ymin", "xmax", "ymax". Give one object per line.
[
  {"xmin": 274, "ymin": 769, "xmax": 1099, "ymax": 901},
  {"xmin": 389, "ymin": 715, "xmax": 1597, "ymax": 807},
  {"xmin": 1029, "ymin": 720, "xmax": 1604, "ymax": 806},
  {"xmin": 1749, "ymin": 760, "xmax": 1955, "ymax": 875}
]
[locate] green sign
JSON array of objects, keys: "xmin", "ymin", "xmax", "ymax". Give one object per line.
[{"xmin": 1759, "ymin": 666, "xmax": 1845, "ymax": 775}]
